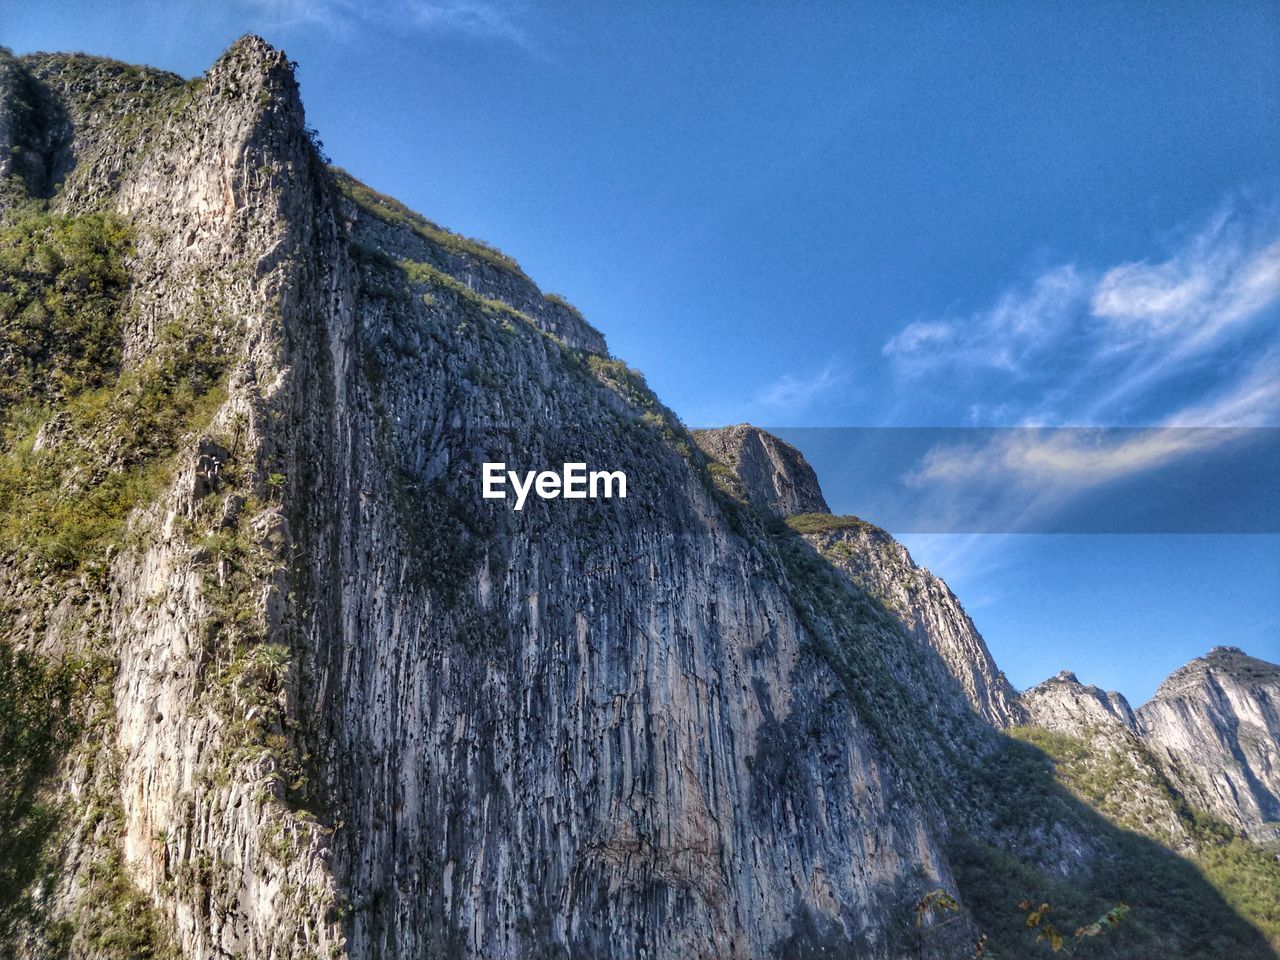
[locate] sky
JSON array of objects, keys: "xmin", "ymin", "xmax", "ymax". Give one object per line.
[{"xmin": 5, "ymin": 0, "xmax": 1278, "ymax": 703}]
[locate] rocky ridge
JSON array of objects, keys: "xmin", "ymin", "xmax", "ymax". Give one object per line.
[
  {"xmin": 691, "ymin": 423, "xmax": 829, "ymax": 518},
  {"xmin": 1137, "ymin": 647, "xmax": 1280, "ymax": 840},
  {"xmin": 0, "ymin": 37, "xmax": 1277, "ymax": 960},
  {"xmin": 694, "ymin": 425, "xmax": 1023, "ymax": 728},
  {"xmin": 1017, "ymin": 651, "xmax": 1280, "ymax": 843}
]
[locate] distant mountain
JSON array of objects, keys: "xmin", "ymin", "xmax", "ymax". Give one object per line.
[
  {"xmin": 1137, "ymin": 647, "xmax": 1280, "ymax": 840},
  {"xmin": 1, "ymin": 36, "xmax": 1276, "ymax": 960}
]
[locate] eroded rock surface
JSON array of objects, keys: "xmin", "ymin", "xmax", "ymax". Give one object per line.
[
  {"xmin": 693, "ymin": 424, "xmax": 829, "ymax": 518},
  {"xmin": 2, "ymin": 35, "xmax": 1278, "ymax": 960},
  {"xmin": 1137, "ymin": 647, "xmax": 1280, "ymax": 839}
]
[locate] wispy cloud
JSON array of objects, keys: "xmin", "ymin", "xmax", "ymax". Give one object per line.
[
  {"xmin": 235, "ymin": 0, "xmax": 545, "ymax": 55},
  {"xmin": 884, "ymin": 264, "xmax": 1089, "ymax": 376},
  {"xmin": 1168, "ymin": 346, "xmax": 1280, "ymax": 427},
  {"xmin": 907, "ymin": 429, "xmax": 1210, "ymax": 489},
  {"xmin": 885, "ymin": 197, "xmax": 1280, "ymax": 430},
  {"xmin": 1092, "ymin": 224, "xmax": 1280, "ymax": 347},
  {"xmin": 756, "ymin": 359, "xmax": 845, "ymax": 415},
  {"xmin": 879, "ymin": 196, "xmax": 1280, "ymax": 538}
]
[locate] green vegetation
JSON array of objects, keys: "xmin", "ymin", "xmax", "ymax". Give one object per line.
[
  {"xmin": 543, "ymin": 292, "xmax": 583, "ymax": 316},
  {"xmin": 953, "ymin": 731, "xmax": 1280, "ymax": 958},
  {"xmin": 398, "ymin": 257, "xmax": 534, "ymax": 328},
  {"xmin": 783, "ymin": 512, "xmax": 872, "ymax": 536},
  {"xmin": 0, "ymin": 323, "xmax": 229, "ymax": 573},
  {"xmin": 0, "ymin": 207, "xmax": 217, "ymax": 953},
  {"xmin": 0, "ymin": 646, "xmax": 75, "ymax": 942},
  {"xmin": 332, "ymin": 167, "xmax": 523, "ymax": 274},
  {"xmin": 581, "ymin": 354, "xmax": 657, "ymax": 410},
  {"xmin": 1011, "ymin": 724, "xmax": 1280, "ymax": 951},
  {"xmin": 0, "ymin": 212, "xmax": 133, "ymax": 412},
  {"xmin": 0, "ymin": 206, "xmax": 229, "ymax": 574},
  {"xmin": 74, "ymin": 849, "xmax": 181, "ymax": 960},
  {"xmin": 0, "ymin": 627, "xmax": 178, "ymax": 956}
]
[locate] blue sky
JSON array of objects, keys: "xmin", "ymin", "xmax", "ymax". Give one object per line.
[{"xmin": 6, "ymin": 1, "xmax": 1278, "ymax": 703}]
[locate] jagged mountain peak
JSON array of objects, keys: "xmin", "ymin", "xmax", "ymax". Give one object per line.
[
  {"xmin": 1136, "ymin": 646, "xmax": 1280, "ymax": 838},
  {"xmin": 4, "ymin": 36, "xmax": 1280, "ymax": 960},
  {"xmin": 204, "ymin": 33, "xmax": 300, "ymax": 104},
  {"xmin": 691, "ymin": 425, "xmax": 1024, "ymax": 726},
  {"xmin": 1020, "ymin": 669, "xmax": 1137, "ymax": 733},
  {"xmin": 692, "ymin": 423, "xmax": 829, "ymax": 518},
  {"xmin": 1154, "ymin": 645, "xmax": 1280, "ymax": 693}
]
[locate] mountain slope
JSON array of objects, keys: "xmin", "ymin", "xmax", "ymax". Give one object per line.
[
  {"xmin": 1137, "ymin": 647, "xmax": 1280, "ymax": 841},
  {"xmin": 693, "ymin": 426, "xmax": 1021, "ymax": 728},
  {"xmin": 0, "ymin": 37, "xmax": 1277, "ymax": 960},
  {"xmin": 1, "ymin": 39, "xmax": 971, "ymax": 960},
  {"xmin": 1015, "ymin": 668, "xmax": 1280, "ymax": 949}
]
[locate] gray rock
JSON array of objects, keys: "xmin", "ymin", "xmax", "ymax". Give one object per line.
[
  {"xmin": 1137, "ymin": 647, "xmax": 1280, "ymax": 839},
  {"xmin": 1021, "ymin": 670, "xmax": 1136, "ymax": 734},
  {"xmin": 4, "ymin": 33, "xmax": 1278, "ymax": 960},
  {"xmin": 693, "ymin": 424, "xmax": 829, "ymax": 518}
]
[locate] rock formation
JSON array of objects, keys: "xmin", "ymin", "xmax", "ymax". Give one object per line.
[
  {"xmin": 695, "ymin": 426, "xmax": 1022, "ymax": 728},
  {"xmin": 1020, "ymin": 670, "xmax": 1137, "ymax": 734},
  {"xmin": 1137, "ymin": 647, "xmax": 1280, "ymax": 840},
  {"xmin": 691, "ymin": 423, "xmax": 829, "ymax": 518},
  {"xmin": 1, "ymin": 37, "xmax": 1277, "ymax": 960}
]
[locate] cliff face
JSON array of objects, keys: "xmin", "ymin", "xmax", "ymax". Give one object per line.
[
  {"xmin": 1017, "ymin": 672, "xmax": 1193, "ymax": 849},
  {"xmin": 0, "ymin": 40, "xmax": 970, "ymax": 960},
  {"xmin": 1021, "ymin": 671, "xmax": 1137, "ymax": 734},
  {"xmin": 803, "ymin": 520, "xmax": 1025, "ymax": 729},
  {"xmin": 691, "ymin": 424, "xmax": 829, "ymax": 518},
  {"xmin": 1019, "ymin": 652, "xmax": 1280, "ymax": 843},
  {"xmin": 1137, "ymin": 647, "xmax": 1280, "ymax": 840},
  {"xmin": 693, "ymin": 427, "xmax": 1022, "ymax": 729},
  {"xmin": 2, "ymin": 37, "xmax": 1278, "ymax": 960},
  {"xmin": 3, "ymin": 39, "xmax": 349, "ymax": 960}
]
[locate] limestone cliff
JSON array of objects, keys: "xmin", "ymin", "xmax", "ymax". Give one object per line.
[
  {"xmin": 691, "ymin": 424, "xmax": 829, "ymax": 518},
  {"xmin": 1021, "ymin": 670, "xmax": 1137, "ymax": 734},
  {"xmin": 694, "ymin": 427, "xmax": 1021, "ymax": 728},
  {"xmin": 1, "ymin": 37, "xmax": 1278, "ymax": 960},
  {"xmin": 1018, "ymin": 672, "xmax": 1192, "ymax": 849},
  {"xmin": 1137, "ymin": 647, "xmax": 1280, "ymax": 840},
  {"xmin": 1019, "ymin": 654, "xmax": 1280, "ymax": 843},
  {"xmin": 0, "ymin": 39, "xmax": 969, "ymax": 960}
]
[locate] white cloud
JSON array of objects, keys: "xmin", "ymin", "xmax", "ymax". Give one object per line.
[
  {"xmin": 883, "ymin": 198, "xmax": 1280, "ymax": 430},
  {"xmin": 1165, "ymin": 346, "xmax": 1280, "ymax": 428},
  {"xmin": 756, "ymin": 360, "xmax": 845, "ymax": 414},
  {"xmin": 883, "ymin": 319, "xmax": 955, "ymax": 356},
  {"xmin": 1091, "ymin": 223, "xmax": 1280, "ymax": 348},
  {"xmin": 235, "ymin": 0, "xmax": 544, "ymax": 54},
  {"xmin": 909, "ymin": 427, "xmax": 1226, "ymax": 491},
  {"xmin": 883, "ymin": 265, "xmax": 1089, "ymax": 375}
]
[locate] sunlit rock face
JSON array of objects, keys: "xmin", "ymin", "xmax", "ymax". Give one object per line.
[
  {"xmin": 694, "ymin": 426, "xmax": 1023, "ymax": 729},
  {"xmin": 3, "ymin": 34, "xmax": 1278, "ymax": 960},
  {"xmin": 1, "ymin": 37, "xmax": 971, "ymax": 960},
  {"xmin": 1137, "ymin": 647, "xmax": 1280, "ymax": 840},
  {"xmin": 1021, "ymin": 671, "xmax": 1137, "ymax": 734},
  {"xmin": 692, "ymin": 424, "xmax": 830, "ymax": 519}
]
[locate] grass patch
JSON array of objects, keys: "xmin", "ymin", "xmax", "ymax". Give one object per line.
[
  {"xmin": 0, "ymin": 209, "xmax": 232, "ymax": 574},
  {"xmin": 0, "ymin": 645, "xmax": 76, "ymax": 940},
  {"xmin": 0, "ymin": 331, "xmax": 229, "ymax": 573},
  {"xmin": 332, "ymin": 167, "xmax": 523, "ymax": 274},
  {"xmin": 398, "ymin": 258, "xmax": 534, "ymax": 328},
  {"xmin": 783, "ymin": 512, "xmax": 872, "ymax": 536},
  {"xmin": 0, "ymin": 212, "xmax": 133, "ymax": 414}
]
